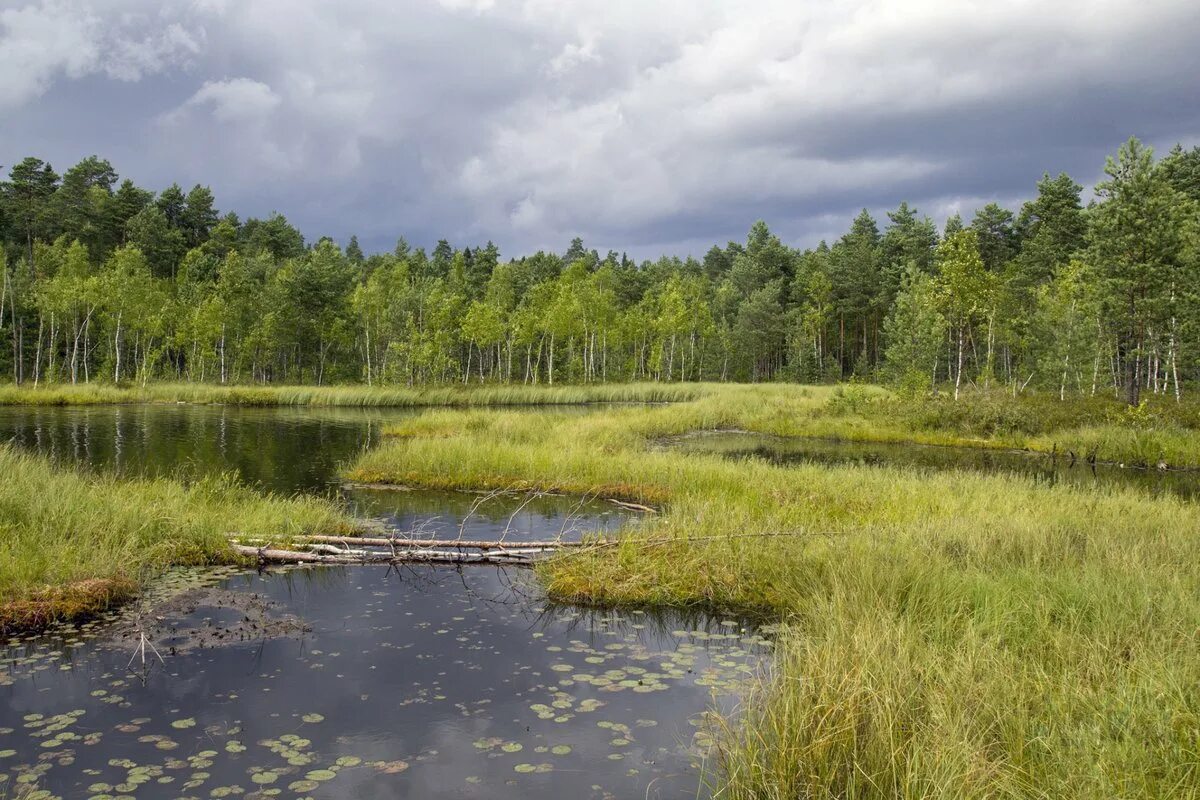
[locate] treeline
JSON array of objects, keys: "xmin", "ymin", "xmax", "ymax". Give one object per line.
[{"xmin": 0, "ymin": 138, "xmax": 1197, "ymax": 402}]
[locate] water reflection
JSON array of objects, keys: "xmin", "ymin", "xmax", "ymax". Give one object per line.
[
  {"xmin": 670, "ymin": 431, "xmax": 1200, "ymax": 499},
  {"xmin": 0, "ymin": 405, "xmax": 765, "ymax": 799},
  {"xmin": 1, "ymin": 564, "xmax": 768, "ymax": 800},
  {"xmin": 0, "ymin": 405, "xmax": 400, "ymax": 496}
]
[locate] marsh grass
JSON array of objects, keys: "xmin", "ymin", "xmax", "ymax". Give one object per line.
[
  {"xmin": 0, "ymin": 446, "xmax": 354, "ymax": 633},
  {"xmin": 4, "ymin": 379, "xmax": 1198, "ymax": 465},
  {"xmin": 0, "ymin": 381, "xmax": 701, "ymax": 408},
  {"xmin": 347, "ymin": 385, "xmax": 1200, "ymax": 798}
]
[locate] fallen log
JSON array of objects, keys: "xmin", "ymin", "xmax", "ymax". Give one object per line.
[
  {"xmin": 230, "ymin": 544, "xmax": 536, "ymax": 567},
  {"xmin": 230, "ymin": 529, "xmax": 816, "ymax": 570},
  {"xmin": 609, "ymin": 499, "xmax": 657, "ymax": 513},
  {"xmin": 268, "ymin": 533, "xmax": 612, "ymax": 550}
]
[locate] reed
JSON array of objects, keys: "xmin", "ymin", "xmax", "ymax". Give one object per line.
[
  {"xmin": 0, "ymin": 381, "xmax": 702, "ymax": 408},
  {"xmin": 347, "ymin": 386, "xmax": 1200, "ymax": 798},
  {"xmin": 0, "ymin": 446, "xmax": 355, "ymax": 634}
]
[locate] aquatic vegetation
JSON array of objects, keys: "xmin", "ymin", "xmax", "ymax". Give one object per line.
[
  {"xmin": 0, "ymin": 381, "xmax": 701, "ymax": 409},
  {"xmin": 0, "ymin": 446, "xmax": 355, "ymax": 634},
  {"xmin": 0, "ymin": 566, "xmax": 764, "ymax": 800},
  {"xmin": 347, "ymin": 387, "xmax": 1200, "ymax": 798}
]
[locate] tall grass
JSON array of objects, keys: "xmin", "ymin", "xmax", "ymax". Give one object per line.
[
  {"xmin": 5, "ymin": 379, "xmax": 1197, "ymax": 465},
  {"xmin": 0, "ymin": 446, "xmax": 354, "ymax": 633},
  {"xmin": 347, "ymin": 387, "xmax": 1200, "ymax": 798},
  {"xmin": 0, "ymin": 381, "xmax": 702, "ymax": 408}
]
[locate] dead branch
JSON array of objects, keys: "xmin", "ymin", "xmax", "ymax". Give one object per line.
[
  {"xmin": 230, "ymin": 544, "xmax": 537, "ymax": 567},
  {"xmin": 231, "ymin": 533, "xmax": 606, "ymax": 550}
]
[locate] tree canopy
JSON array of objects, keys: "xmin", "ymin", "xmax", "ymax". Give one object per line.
[{"xmin": 0, "ymin": 138, "xmax": 1196, "ymax": 402}]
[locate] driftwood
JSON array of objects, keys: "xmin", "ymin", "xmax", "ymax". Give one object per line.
[
  {"xmin": 278, "ymin": 533, "xmax": 605, "ymax": 550},
  {"xmin": 230, "ymin": 527, "xmax": 813, "ymax": 569},
  {"xmin": 230, "ymin": 544, "xmax": 538, "ymax": 567},
  {"xmin": 608, "ymin": 499, "xmax": 657, "ymax": 513}
]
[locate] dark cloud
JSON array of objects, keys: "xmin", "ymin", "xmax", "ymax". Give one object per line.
[{"xmin": 1, "ymin": 0, "xmax": 1198, "ymax": 260}]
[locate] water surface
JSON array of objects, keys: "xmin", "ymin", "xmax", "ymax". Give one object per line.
[
  {"xmin": 669, "ymin": 430, "xmax": 1200, "ymax": 499},
  {"xmin": 1, "ymin": 564, "xmax": 767, "ymax": 799},
  {"xmin": 0, "ymin": 405, "xmax": 766, "ymax": 799}
]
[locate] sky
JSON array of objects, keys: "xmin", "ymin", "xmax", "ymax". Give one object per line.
[{"xmin": 2, "ymin": 0, "xmax": 1199, "ymax": 260}]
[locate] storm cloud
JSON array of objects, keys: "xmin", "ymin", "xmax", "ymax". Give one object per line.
[{"xmin": 2, "ymin": 0, "xmax": 1198, "ymax": 258}]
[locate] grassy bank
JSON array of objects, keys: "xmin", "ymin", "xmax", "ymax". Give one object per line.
[
  {"xmin": 347, "ymin": 385, "xmax": 1200, "ymax": 798},
  {"xmin": 0, "ymin": 381, "xmax": 701, "ymax": 408},
  {"xmin": 0, "ymin": 446, "xmax": 354, "ymax": 634},
  {"xmin": 3, "ymin": 379, "xmax": 1198, "ymax": 467},
  {"xmin": 803, "ymin": 385, "xmax": 1200, "ymax": 467}
]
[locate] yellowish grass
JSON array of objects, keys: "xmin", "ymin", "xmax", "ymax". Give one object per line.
[{"xmin": 347, "ymin": 384, "xmax": 1200, "ymax": 798}]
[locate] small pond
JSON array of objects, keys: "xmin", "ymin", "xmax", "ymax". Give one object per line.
[
  {"xmin": 0, "ymin": 405, "xmax": 769, "ymax": 799},
  {"xmin": 668, "ymin": 430, "xmax": 1200, "ymax": 500}
]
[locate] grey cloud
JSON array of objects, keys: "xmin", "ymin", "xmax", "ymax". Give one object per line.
[{"xmin": 0, "ymin": 0, "xmax": 1198, "ymax": 260}]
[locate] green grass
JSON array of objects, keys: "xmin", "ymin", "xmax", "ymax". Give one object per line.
[
  {"xmin": 4, "ymin": 379, "xmax": 1199, "ymax": 466},
  {"xmin": 346, "ymin": 385, "xmax": 1200, "ymax": 799},
  {"xmin": 803, "ymin": 385, "xmax": 1200, "ymax": 467},
  {"xmin": 0, "ymin": 381, "xmax": 701, "ymax": 407},
  {"xmin": 0, "ymin": 446, "xmax": 355, "ymax": 634}
]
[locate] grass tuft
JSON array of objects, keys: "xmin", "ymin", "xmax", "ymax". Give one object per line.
[
  {"xmin": 0, "ymin": 381, "xmax": 701, "ymax": 408},
  {"xmin": 346, "ymin": 384, "xmax": 1200, "ymax": 798},
  {"xmin": 0, "ymin": 445, "xmax": 354, "ymax": 634}
]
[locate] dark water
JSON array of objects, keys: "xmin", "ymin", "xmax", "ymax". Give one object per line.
[
  {"xmin": 0, "ymin": 405, "xmax": 393, "ymax": 496},
  {"xmin": 0, "ymin": 406, "xmax": 767, "ymax": 799},
  {"xmin": 0, "ymin": 566, "xmax": 767, "ymax": 800},
  {"xmin": 670, "ymin": 431, "xmax": 1200, "ymax": 499}
]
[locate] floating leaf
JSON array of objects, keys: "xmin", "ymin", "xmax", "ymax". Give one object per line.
[{"xmin": 305, "ymin": 769, "xmax": 336, "ymax": 781}]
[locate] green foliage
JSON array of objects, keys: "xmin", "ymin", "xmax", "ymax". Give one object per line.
[
  {"xmin": 0, "ymin": 140, "xmax": 1198, "ymax": 402},
  {"xmin": 0, "ymin": 445, "xmax": 352, "ymax": 632},
  {"xmin": 882, "ymin": 265, "xmax": 946, "ymax": 391},
  {"xmin": 346, "ymin": 386, "xmax": 1200, "ymax": 798}
]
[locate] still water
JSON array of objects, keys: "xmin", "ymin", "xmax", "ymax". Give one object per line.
[
  {"xmin": 668, "ymin": 430, "xmax": 1200, "ymax": 500},
  {"xmin": 0, "ymin": 406, "xmax": 769, "ymax": 799}
]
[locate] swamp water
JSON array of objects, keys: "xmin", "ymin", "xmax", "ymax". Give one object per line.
[
  {"xmin": 0, "ymin": 406, "xmax": 770, "ymax": 800},
  {"xmin": 669, "ymin": 430, "xmax": 1200, "ymax": 499}
]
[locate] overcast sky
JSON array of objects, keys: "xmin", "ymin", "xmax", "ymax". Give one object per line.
[{"xmin": 2, "ymin": 0, "xmax": 1199, "ymax": 259}]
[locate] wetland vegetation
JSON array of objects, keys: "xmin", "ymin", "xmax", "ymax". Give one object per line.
[
  {"xmin": 0, "ymin": 134, "xmax": 1198, "ymax": 798},
  {"xmin": 3, "ymin": 384, "xmax": 1200, "ymax": 797},
  {"xmin": 0, "ymin": 403, "xmax": 764, "ymax": 800},
  {"xmin": 348, "ymin": 385, "xmax": 1200, "ymax": 798}
]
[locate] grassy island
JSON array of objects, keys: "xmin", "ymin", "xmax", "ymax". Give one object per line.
[{"xmin": 347, "ymin": 384, "xmax": 1200, "ymax": 798}]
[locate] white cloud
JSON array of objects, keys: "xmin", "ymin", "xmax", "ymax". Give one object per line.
[
  {"xmin": 104, "ymin": 22, "xmax": 202, "ymax": 82},
  {"xmin": 547, "ymin": 38, "xmax": 599, "ymax": 77},
  {"xmin": 436, "ymin": 0, "xmax": 496, "ymax": 13},
  {"xmin": 0, "ymin": 1, "xmax": 203, "ymax": 110},
  {"xmin": 173, "ymin": 77, "xmax": 280, "ymax": 123},
  {"xmin": 0, "ymin": 2, "xmax": 100, "ymax": 108}
]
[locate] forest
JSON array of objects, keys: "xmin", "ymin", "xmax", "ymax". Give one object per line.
[{"xmin": 1, "ymin": 137, "xmax": 1197, "ymax": 404}]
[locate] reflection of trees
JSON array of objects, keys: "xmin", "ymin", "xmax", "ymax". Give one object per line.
[
  {"xmin": 678, "ymin": 432, "xmax": 1200, "ymax": 499},
  {"xmin": 0, "ymin": 405, "xmax": 396, "ymax": 495},
  {"xmin": 345, "ymin": 487, "xmax": 629, "ymax": 542}
]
